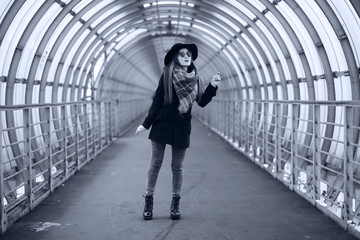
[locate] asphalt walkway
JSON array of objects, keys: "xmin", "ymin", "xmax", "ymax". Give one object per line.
[{"xmin": 1, "ymin": 118, "xmax": 357, "ymax": 240}]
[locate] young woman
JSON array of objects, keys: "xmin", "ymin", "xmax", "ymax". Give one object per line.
[{"xmin": 135, "ymin": 43, "xmax": 221, "ymax": 220}]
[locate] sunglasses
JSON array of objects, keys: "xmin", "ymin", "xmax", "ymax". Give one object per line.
[{"xmin": 178, "ymin": 51, "xmax": 192, "ymax": 58}]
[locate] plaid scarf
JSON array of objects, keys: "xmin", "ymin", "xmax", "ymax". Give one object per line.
[{"xmin": 172, "ymin": 66, "xmax": 199, "ymax": 114}]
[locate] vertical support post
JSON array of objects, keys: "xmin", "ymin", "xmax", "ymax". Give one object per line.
[
  {"xmin": 75, "ymin": 104, "xmax": 80, "ymax": 171},
  {"xmin": 61, "ymin": 105, "xmax": 68, "ymax": 180},
  {"xmin": 290, "ymin": 103, "xmax": 299, "ymax": 190},
  {"xmin": 84, "ymin": 103, "xmax": 89, "ymax": 163},
  {"xmin": 0, "ymin": 108, "xmax": 5, "ymax": 234},
  {"xmin": 274, "ymin": 102, "xmax": 281, "ymax": 176},
  {"xmin": 263, "ymin": 101, "xmax": 268, "ymax": 167},
  {"xmin": 23, "ymin": 108, "xmax": 33, "ymax": 209},
  {"xmin": 313, "ymin": 104, "xmax": 321, "ymax": 205},
  {"xmin": 108, "ymin": 101, "xmax": 113, "ymax": 142},
  {"xmin": 253, "ymin": 101, "xmax": 257, "ymax": 162},
  {"xmin": 93, "ymin": 101, "xmax": 98, "ymax": 157},
  {"xmin": 229, "ymin": 99, "xmax": 234, "ymax": 139},
  {"xmin": 117, "ymin": 100, "xmax": 121, "ymax": 137},
  {"xmin": 235, "ymin": 99, "xmax": 239, "ymax": 147},
  {"xmin": 344, "ymin": 105, "xmax": 354, "ymax": 225},
  {"xmin": 245, "ymin": 100, "xmax": 249, "ymax": 153},
  {"xmin": 234, "ymin": 99, "xmax": 239, "ymax": 146},
  {"xmin": 98, "ymin": 101, "xmax": 102, "ymax": 153},
  {"xmin": 45, "ymin": 107, "xmax": 53, "ymax": 192}
]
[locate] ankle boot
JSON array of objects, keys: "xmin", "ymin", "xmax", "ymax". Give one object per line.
[
  {"xmin": 143, "ymin": 195, "xmax": 153, "ymax": 220},
  {"xmin": 170, "ymin": 196, "xmax": 181, "ymax": 220}
]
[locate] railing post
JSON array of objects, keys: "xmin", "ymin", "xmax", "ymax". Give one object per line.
[
  {"xmin": 344, "ymin": 105, "xmax": 354, "ymax": 225},
  {"xmin": 84, "ymin": 103, "xmax": 89, "ymax": 163},
  {"xmin": 61, "ymin": 105, "xmax": 68, "ymax": 179},
  {"xmin": 253, "ymin": 101, "xmax": 257, "ymax": 162},
  {"xmin": 23, "ymin": 108, "xmax": 33, "ymax": 210},
  {"xmin": 263, "ymin": 101, "xmax": 268, "ymax": 167},
  {"xmin": 245, "ymin": 100, "xmax": 249, "ymax": 153},
  {"xmin": 92, "ymin": 102, "xmax": 96, "ymax": 158},
  {"xmin": 75, "ymin": 104, "xmax": 80, "ymax": 171},
  {"xmin": 290, "ymin": 103, "xmax": 299, "ymax": 190},
  {"xmin": 274, "ymin": 102, "xmax": 281, "ymax": 176},
  {"xmin": 45, "ymin": 106, "xmax": 53, "ymax": 192},
  {"xmin": 108, "ymin": 101, "xmax": 113, "ymax": 142},
  {"xmin": 0, "ymin": 109, "xmax": 5, "ymax": 234},
  {"xmin": 313, "ymin": 104, "xmax": 321, "ymax": 205}
]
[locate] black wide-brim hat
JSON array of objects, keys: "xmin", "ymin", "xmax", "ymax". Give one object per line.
[{"xmin": 164, "ymin": 43, "xmax": 198, "ymax": 66}]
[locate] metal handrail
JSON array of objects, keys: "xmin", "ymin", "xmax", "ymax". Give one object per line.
[
  {"xmin": 194, "ymin": 98, "xmax": 360, "ymax": 238},
  {"xmin": 0, "ymin": 98, "xmax": 150, "ymax": 234}
]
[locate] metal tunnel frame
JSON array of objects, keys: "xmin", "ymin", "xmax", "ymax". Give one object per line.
[{"xmin": 0, "ymin": 0, "xmax": 360, "ymax": 237}]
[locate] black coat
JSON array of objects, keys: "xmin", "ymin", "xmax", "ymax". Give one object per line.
[{"xmin": 142, "ymin": 75, "xmax": 217, "ymax": 148}]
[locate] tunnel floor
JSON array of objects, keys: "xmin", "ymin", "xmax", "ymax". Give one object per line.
[{"xmin": 1, "ymin": 118, "xmax": 357, "ymax": 240}]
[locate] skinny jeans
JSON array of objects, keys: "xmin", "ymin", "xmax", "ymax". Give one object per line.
[{"xmin": 145, "ymin": 140, "xmax": 186, "ymax": 197}]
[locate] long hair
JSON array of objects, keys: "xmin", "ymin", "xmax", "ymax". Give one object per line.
[{"xmin": 163, "ymin": 54, "xmax": 197, "ymax": 105}]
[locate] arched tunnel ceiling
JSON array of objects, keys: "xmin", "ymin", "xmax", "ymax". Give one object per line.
[{"xmin": 0, "ymin": 0, "xmax": 360, "ymax": 104}]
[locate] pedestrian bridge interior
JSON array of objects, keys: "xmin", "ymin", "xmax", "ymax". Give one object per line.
[{"xmin": 1, "ymin": 0, "xmax": 360, "ymax": 239}]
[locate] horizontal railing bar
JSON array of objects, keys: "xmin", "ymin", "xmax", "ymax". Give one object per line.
[{"xmin": 2, "ymin": 125, "xmax": 26, "ymax": 131}]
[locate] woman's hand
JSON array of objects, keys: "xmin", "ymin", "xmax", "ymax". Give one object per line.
[
  {"xmin": 211, "ymin": 72, "xmax": 221, "ymax": 87},
  {"xmin": 135, "ymin": 125, "xmax": 146, "ymax": 135}
]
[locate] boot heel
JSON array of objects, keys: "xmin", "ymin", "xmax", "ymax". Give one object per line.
[{"xmin": 143, "ymin": 195, "xmax": 153, "ymax": 220}]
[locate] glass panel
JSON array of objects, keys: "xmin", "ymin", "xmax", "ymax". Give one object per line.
[
  {"xmin": 98, "ymin": 13, "xmax": 130, "ymax": 35},
  {"xmin": 72, "ymin": 0, "xmax": 92, "ymax": 14},
  {"xmin": 223, "ymin": 48, "xmax": 243, "ymax": 86},
  {"xmin": 32, "ymin": 85, "xmax": 40, "ymax": 104},
  {"xmin": 226, "ymin": 44, "xmax": 240, "ymax": 62},
  {"xmin": 35, "ymin": 50, "xmax": 49, "ymax": 83},
  {"xmin": 194, "ymin": 18, "xmax": 233, "ymax": 36},
  {"xmin": 277, "ymin": 2, "xmax": 322, "ymax": 76},
  {"xmin": 247, "ymin": 0, "xmax": 266, "ymax": 12},
  {"xmin": 334, "ymin": 75, "xmax": 352, "ymax": 101},
  {"xmin": 55, "ymin": 22, "xmax": 83, "ymax": 84},
  {"xmin": 236, "ymin": 38, "xmax": 256, "ymax": 86},
  {"xmin": 314, "ymin": 78, "xmax": 328, "ymax": 101},
  {"xmin": 13, "ymin": 84, "xmax": 25, "ymax": 105},
  {"xmin": 40, "ymin": 13, "xmax": 73, "ymax": 81},
  {"xmin": 0, "ymin": 82, "xmax": 6, "ymax": 105},
  {"xmin": 287, "ymin": 83, "xmax": 294, "ymax": 100},
  {"xmin": 89, "ymin": 4, "xmax": 124, "ymax": 29},
  {"xmin": 277, "ymin": 85, "xmax": 283, "ymax": 100},
  {"xmin": 75, "ymin": 35, "xmax": 97, "ymax": 85},
  {"xmin": 328, "ymin": 0, "xmax": 360, "ymax": 66},
  {"xmin": 193, "ymin": 20, "xmax": 227, "ymax": 45},
  {"xmin": 242, "ymin": 34, "xmax": 264, "ymax": 85},
  {"xmin": 0, "ymin": 0, "xmax": 45, "ymax": 76},
  {"xmin": 216, "ymin": 1, "xmax": 249, "ymax": 25},
  {"xmin": 82, "ymin": 0, "xmax": 115, "ymax": 21},
  {"xmin": 267, "ymin": 85, "xmax": 273, "ymax": 100},
  {"xmin": 211, "ymin": 12, "xmax": 240, "ymax": 32},
  {"xmin": 0, "ymin": 0, "xmax": 15, "ymax": 23},
  {"xmin": 192, "ymin": 25, "xmax": 222, "ymax": 49},
  {"xmin": 94, "ymin": 53, "xmax": 105, "ymax": 83},
  {"xmin": 299, "ymin": 82, "xmax": 308, "ymax": 101},
  {"xmin": 57, "ymin": 86, "xmax": 63, "ymax": 103},
  {"xmin": 64, "ymin": 29, "xmax": 91, "ymax": 86},
  {"xmin": 17, "ymin": 3, "xmax": 62, "ymax": 79},
  {"xmin": 255, "ymin": 21, "xmax": 291, "ymax": 81},
  {"xmin": 238, "ymin": 59, "xmax": 250, "ymax": 87},
  {"xmin": 298, "ymin": 1, "xmax": 347, "ymax": 72},
  {"xmin": 45, "ymin": 86, "xmax": 52, "ymax": 103},
  {"xmin": 114, "ymin": 28, "xmax": 147, "ymax": 50},
  {"xmin": 248, "ymin": 28, "xmax": 278, "ymax": 84},
  {"xmin": 265, "ymin": 11, "xmax": 305, "ymax": 78}
]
